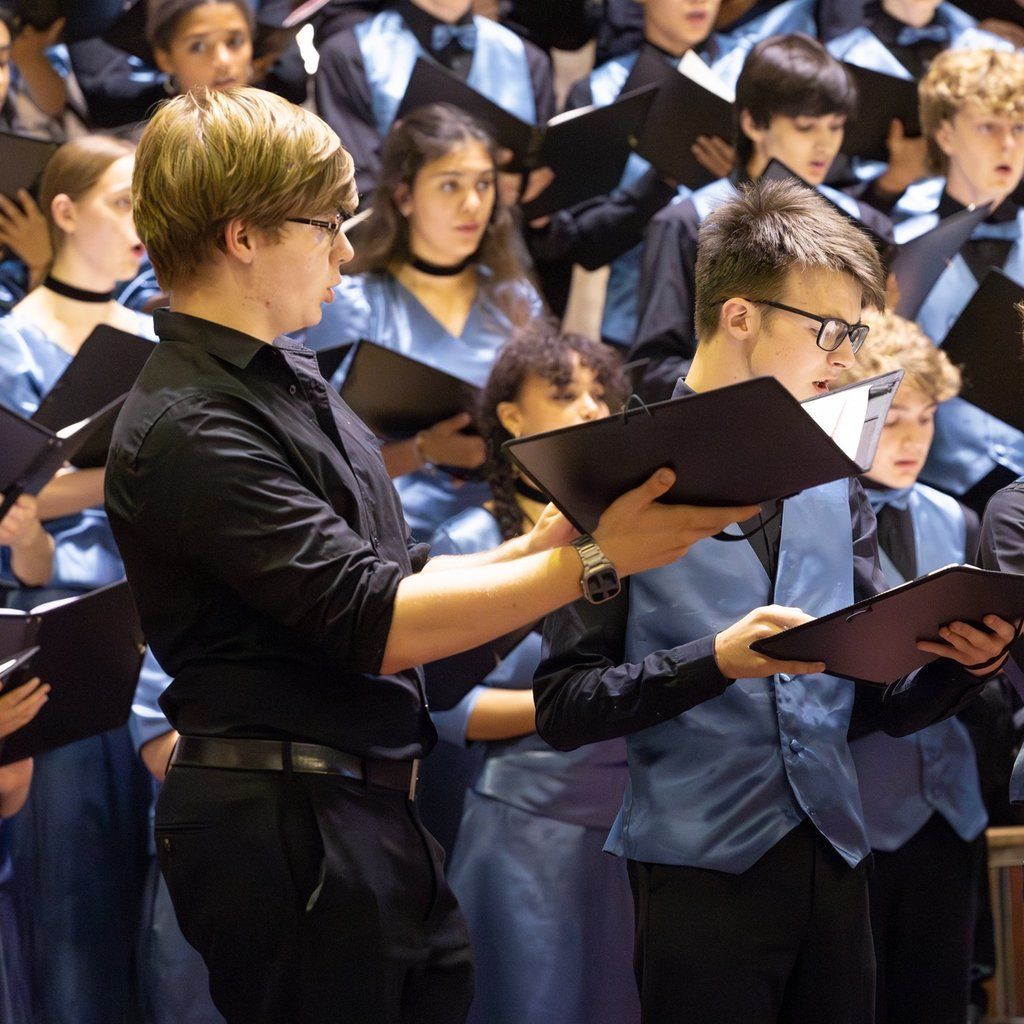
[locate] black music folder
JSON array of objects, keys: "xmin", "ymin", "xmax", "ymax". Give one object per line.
[
  {"xmin": 619, "ymin": 46, "xmax": 736, "ymax": 191},
  {"xmin": 339, "ymin": 341, "xmax": 479, "ymax": 439},
  {"xmin": 31, "ymin": 324, "xmax": 156, "ymax": 467},
  {"xmin": 503, "ymin": 370, "xmax": 905, "ymax": 534},
  {"xmin": 750, "ymin": 565, "xmax": 1024, "ymax": 684},
  {"xmin": 423, "ymin": 623, "xmax": 536, "ymax": 711},
  {"xmin": 840, "ymin": 63, "xmax": 921, "ymax": 164},
  {"xmin": 0, "ymin": 398, "xmax": 123, "ymax": 516},
  {"xmin": 939, "ymin": 268, "xmax": 1024, "ymax": 431},
  {"xmin": 892, "ymin": 202, "xmax": 992, "ymax": 319},
  {"xmin": 0, "ymin": 129, "xmax": 58, "ymax": 199},
  {"xmin": 395, "ymin": 58, "xmax": 657, "ymax": 217},
  {"xmin": 0, "ymin": 580, "xmax": 146, "ymax": 764}
]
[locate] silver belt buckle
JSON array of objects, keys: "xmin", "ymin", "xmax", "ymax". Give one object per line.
[{"xmin": 408, "ymin": 758, "xmax": 421, "ymax": 801}]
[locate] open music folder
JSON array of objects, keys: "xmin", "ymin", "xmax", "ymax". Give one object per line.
[
  {"xmin": 503, "ymin": 370, "xmax": 904, "ymax": 534},
  {"xmin": 0, "ymin": 580, "xmax": 146, "ymax": 764}
]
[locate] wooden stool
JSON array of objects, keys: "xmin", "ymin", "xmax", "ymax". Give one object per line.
[{"xmin": 986, "ymin": 827, "xmax": 1024, "ymax": 1023}]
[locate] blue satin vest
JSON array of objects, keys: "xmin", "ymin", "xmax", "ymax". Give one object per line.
[
  {"xmin": 851, "ymin": 485, "xmax": 986, "ymax": 851},
  {"xmin": 613, "ymin": 480, "xmax": 868, "ymax": 872},
  {"xmin": 893, "ymin": 180, "xmax": 1024, "ymax": 494},
  {"xmin": 305, "ymin": 271, "xmax": 540, "ymax": 540},
  {"xmin": 355, "ymin": 10, "xmax": 536, "ymax": 139},
  {"xmin": 587, "ymin": 42, "xmax": 734, "ymax": 347},
  {"xmin": 430, "ymin": 507, "xmax": 629, "ymax": 829}
]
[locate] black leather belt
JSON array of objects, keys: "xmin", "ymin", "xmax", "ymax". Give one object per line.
[{"xmin": 170, "ymin": 736, "xmax": 420, "ymax": 800}]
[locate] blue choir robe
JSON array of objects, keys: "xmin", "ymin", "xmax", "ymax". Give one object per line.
[
  {"xmin": 0, "ymin": 310, "xmax": 165, "ymax": 1024},
  {"xmin": 129, "ymin": 672, "xmax": 224, "ymax": 1024},
  {"xmin": 893, "ymin": 179, "xmax": 1024, "ymax": 496},
  {"xmin": 304, "ymin": 270, "xmax": 541, "ymax": 541},
  {"xmin": 851, "ymin": 484, "xmax": 986, "ymax": 853},
  {"xmin": 616, "ymin": 478, "xmax": 868, "ymax": 872},
  {"xmin": 578, "ymin": 39, "xmax": 741, "ymax": 348},
  {"xmin": 429, "ymin": 506, "xmax": 638, "ymax": 1024}
]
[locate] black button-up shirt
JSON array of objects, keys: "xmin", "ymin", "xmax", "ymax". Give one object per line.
[{"xmin": 105, "ymin": 310, "xmax": 434, "ymax": 760}]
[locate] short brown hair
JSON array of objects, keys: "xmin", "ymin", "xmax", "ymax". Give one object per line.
[
  {"xmin": 132, "ymin": 86, "xmax": 356, "ymax": 291},
  {"xmin": 919, "ymin": 48, "xmax": 1024, "ymax": 175},
  {"xmin": 693, "ymin": 179, "xmax": 886, "ymax": 342},
  {"xmin": 38, "ymin": 134, "xmax": 136, "ymax": 253},
  {"xmin": 835, "ymin": 309, "xmax": 961, "ymax": 403}
]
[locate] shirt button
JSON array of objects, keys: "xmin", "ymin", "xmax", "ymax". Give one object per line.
[
  {"xmin": 779, "ymin": 673, "xmax": 791, "ymax": 683},
  {"xmin": 288, "ymin": 384, "xmax": 297, "ymax": 396},
  {"xmin": 789, "ymin": 739, "xmax": 803, "ymax": 754}
]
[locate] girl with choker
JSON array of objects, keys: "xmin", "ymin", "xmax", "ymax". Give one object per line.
[
  {"xmin": 425, "ymin": 328, "xmax": 639, "ymax": 1024},
  {"xmin": 0, "ymin": 135, "xmax": 170, "ymax": 1024},
  {"xmin": 303, "ymin": 102, "xmax": 543, "ymax": 540}
]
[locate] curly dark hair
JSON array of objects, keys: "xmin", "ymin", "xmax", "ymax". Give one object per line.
[
  {"xmin": 347, "ymin": 102, "xmax": 535, "ymax": 327},
  {"xmin": 479, "ymin": 325, "xmax": 627, "ymax": 541}
]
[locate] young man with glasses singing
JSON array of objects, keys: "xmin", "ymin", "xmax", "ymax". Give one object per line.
[{"xmin": 534, "ymin": 179, "xmax": 1017, "ymax": 1024}]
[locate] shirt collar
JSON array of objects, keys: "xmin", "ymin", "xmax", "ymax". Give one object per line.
[
  {"xmin": 154, "ymin": 308, "xmax": 276, "ymax": 370},
  {"xmin": 937, "ymin": 189, "xmax": 1019, "ymax": 224},
  {"xmin": 395, "ymin": 0, "xmax": 473, "ymax": 53}
]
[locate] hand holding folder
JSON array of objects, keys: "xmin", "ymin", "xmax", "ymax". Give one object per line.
[
  {"xmin": 0, "ymin": 581, "xmax": 146, "ymax": 764},
  {"xmin": 750, "ymin": 565, "xmax": 1024, "ymax": 684},
  {"xmin": 504, "ymin": 371, "xmax": 904, "ymax": 534}
]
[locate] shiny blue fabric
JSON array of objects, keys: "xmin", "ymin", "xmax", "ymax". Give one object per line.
[
  {"xmin": 586, "ymin": 42, "xmax": 736, "ymax": 347},
  {"xmin": 431, "ymin": 506, "xmax": 637, "ymax": 1024},
  {"xmin": 617, "ymin": 480, "xmax": 867, "ymax": 872},
  {"xmin": 0, "ymin": 310, "xmax": 165, "ymax": 1024},
  {"xmin": 0, "ymin": 260, "xmax": 28, "ymax": 317},
  {"xmin": 305, "ymin": 272, "xmax": 540, "ymax": 540},
  {"xmin": 828, "ymin": 4, "xmax": 1010, "ymax": 79},
  {"xmin": 893, "ymin": 181, "xmax": 1024, "ymax": 494},
  {"xmin": 354, "ymin": 9, "xmax": 536, "ymax": 138},
  {"xmin": 851, "ymin": 484, "xmax": 986, "ymax": 851}
]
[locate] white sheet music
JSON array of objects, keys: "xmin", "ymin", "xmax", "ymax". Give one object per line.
[
  {"xmin": 677, "ymin": 50, "xmax": 735, "ymax": 102},
  {"xmin": 801, "ymin": 381, "xmax": 871, "ymax": 461}
]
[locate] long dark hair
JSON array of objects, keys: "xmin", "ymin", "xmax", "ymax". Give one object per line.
[
  {"xmin": 348, "ymin": 102, "xmax": 535, "ymax": 324},
  {"xmin": 479, "ymin": 325, "xmax": 627, "ymax": 541}
]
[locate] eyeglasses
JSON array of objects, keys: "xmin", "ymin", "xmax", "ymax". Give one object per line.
[
  {"xmin": 286, "ymin": 214, "xmax": 345, "ymax": 240},
  {"xmin": 744, "ymin": 298, "xmax": 870, "ymax": 354}
]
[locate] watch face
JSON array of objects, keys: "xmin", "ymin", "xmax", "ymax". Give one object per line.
[{"xmin": 585, "ymin": 567, "xmax": 621, "ymax": 603}]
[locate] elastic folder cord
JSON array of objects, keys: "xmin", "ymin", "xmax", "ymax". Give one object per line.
[{"xmin": 712, "ymin": 501, "xmax": 783, "ymax": 543}]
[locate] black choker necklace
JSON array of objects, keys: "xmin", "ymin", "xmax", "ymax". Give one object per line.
[
  {"xmin": 43, "ymin": 275, "xmax": 116, "ymax": 303},
  {"xmin": 409, "ymin": 254, "xmax": 474, "ymax": 276},
  {"xmin": 514, "ymin": 478, "xmax": 549, "ymax": 505}
]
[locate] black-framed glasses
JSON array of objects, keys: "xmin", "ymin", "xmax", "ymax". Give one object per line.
[
  {"xmin": 286, "ymin": 214, "xmax": 344, "ymax": 239},
  {"xmin": 744, "ymin": 298, "xmax": 870, "ymax": 354}
]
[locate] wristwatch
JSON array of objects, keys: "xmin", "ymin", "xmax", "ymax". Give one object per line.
[{"xmin": 571, "ymin": 534, "xmax": 621, "ymax": 604}]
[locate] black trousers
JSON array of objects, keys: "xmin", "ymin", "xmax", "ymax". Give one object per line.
[
  {"xmin": 155, "ymin": 764, "xmax": 474, "ymax": 1024},
  {"xmin": 630, "ymin": 820, "xmax": 875, "ymax": 1024},
  {"xmin": 869, "ymin": 813, "xmax": 984, "ymax": 1024}
]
